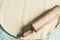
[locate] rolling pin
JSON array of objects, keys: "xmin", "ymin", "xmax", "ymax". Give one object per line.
[{"xmin": 17, "ymin": 5, "xmax": 60, "ymax": 38}]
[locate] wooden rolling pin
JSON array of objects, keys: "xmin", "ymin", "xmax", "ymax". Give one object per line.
[{"xmin": 17, "ymin": 5, "xmax": 60, "ymax": 38}]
